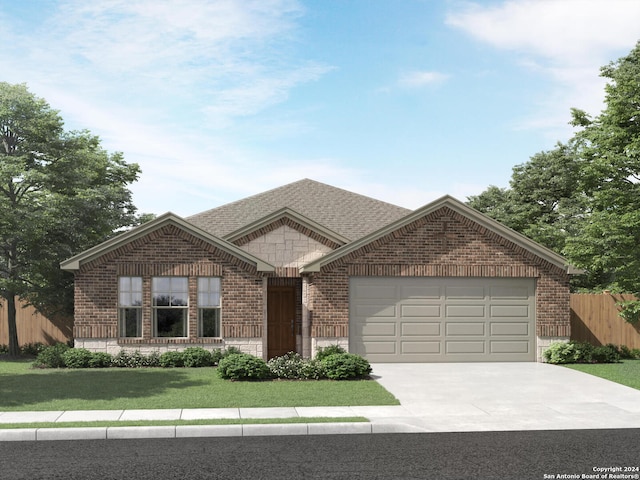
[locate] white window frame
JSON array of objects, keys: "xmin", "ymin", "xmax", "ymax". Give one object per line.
[
  {"xmin": 152, "ymin": 277, "xmax": 189, "ymax": 338},
  {"xmin": 198, "ymin": 277, "xmax": 221, "ymax": 337},
  {"xmin": 118, "ymin": 277, "xmax": 142, "ymax": 337}
]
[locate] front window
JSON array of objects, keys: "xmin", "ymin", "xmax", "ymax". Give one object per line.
[
  {"xmin": 152, "ymin": 277, "xmax": 188, "ymax": 337},
  {"xmin": 198, "ymin": 277, "xmax": 221, "ymax": 337},
  {"xmin": 118, "ymin": 277, "xmax": 142, "ymax": 337}
]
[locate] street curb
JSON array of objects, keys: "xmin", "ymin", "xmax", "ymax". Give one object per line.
[{"xmin": 0, "ymin": 422, "xmax": 426, "ymax": 442}]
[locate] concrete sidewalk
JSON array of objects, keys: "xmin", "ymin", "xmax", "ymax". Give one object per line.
[{"xmin": 0, "ymin": 406, "xmax": 422, "ymax": 441}]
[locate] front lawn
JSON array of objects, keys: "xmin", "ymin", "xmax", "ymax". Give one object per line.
[
  {"xmin": 564, "ymin": 359, "xmax": 640, "ymax": 390},
  {"xmin": 0, "ymin": 359, "xmax": 399, "ymax": 411}
]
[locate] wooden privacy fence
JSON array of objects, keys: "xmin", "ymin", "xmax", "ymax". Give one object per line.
[
  {"xmin": 0, "ymin": 298, "xmax": 73, "ymax": 347},
  {"xmin": 571, "ymin": 293, "xmax": 640, "ymax": 348}
]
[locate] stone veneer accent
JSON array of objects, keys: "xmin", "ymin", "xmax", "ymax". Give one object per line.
[
  {"xmin": 75, "ymin": 337, "xmax": 263, "ymax": 357},
  {"xmin": 308, "ymin": 207, "xmax": 571, "ymax": 358},
  {"xmin": 312, "ymin": 337, "xmax": 349, "ymax": 358},
  {"xmin": 537, "ymin": 336, "xmax": 570, "ymax": 362}
]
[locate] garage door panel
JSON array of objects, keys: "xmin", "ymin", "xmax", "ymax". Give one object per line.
[
  {"xmin": 358, "ymin": 322, "xmax": 396, "ymax": 336},
  {"xmin": 401, "ymin": 322, "xmax": 440, "ymax": 336},
  {"xmin": 355, "ymin": 304, "xmax": 397, "ymax": 317},
  {"xmin": 400, "ymin": 285, "xmax": 441, "ymax": 298},
  {"xmin": 490, "ymin": 286, "xmax": 531, "ymax": 299},
  {"xmin": 401, "ymin": 341, "xmax": 440, "ymax": 354},
  {"xmin": 446, "ymin": 341, "xmax": 485, "ymax": 354},
  {"xmin": 490, "ymin": 322, "xmax": 529, "ymax": 336},
  {"xmin": 490, "ymin": 341, "xmax": 530, "ymax": 354},
  {"xmin": 490, "ymin": 305, "xmax": 529, "ymax": 317},
  {"xmin": 446, "ymin": 305, "xmax": 485, "ymax": 317},
  {"xmin": 401, "ymin": 304, "xmax": 441, "ymax": 317},
  {"xmin": 446, "ymin": 322, "xmax": 485, "ymax": 336},
  {"xmin": 350, "ymin": 277, "xmax": 535, "ymax": 363}
]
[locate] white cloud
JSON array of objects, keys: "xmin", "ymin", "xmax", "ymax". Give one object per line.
[
  {"xmin": 398, "ymin": 71, "xmax": 450, "ymax": 88},
  {"xmin": 446, "ymin": 0, "xmax": 640, "ymax": 137}
]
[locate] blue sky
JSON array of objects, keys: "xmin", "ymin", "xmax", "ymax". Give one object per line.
[{"xmin": 1, "ymin": 0, "xmax": 639, "ymax": 216}]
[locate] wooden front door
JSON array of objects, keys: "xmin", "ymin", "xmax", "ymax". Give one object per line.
[{"xmin": 267, "ymin": 286, "xmax": 297, "ymax": 359}]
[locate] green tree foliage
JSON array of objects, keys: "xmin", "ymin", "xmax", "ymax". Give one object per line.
[
  {"xmin": 469, "ymin": 41, "xmax": 640, "ymax": 293},
  {"xmin": 0, "ymin": 82, "xmax": 140, "ymax": 355}
]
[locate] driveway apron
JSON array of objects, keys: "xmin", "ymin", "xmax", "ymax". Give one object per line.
[{"xmin": 370, "ymin": 362, "xmax": 640, "ymax": 432}]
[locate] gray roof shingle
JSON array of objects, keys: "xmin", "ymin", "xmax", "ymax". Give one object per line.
[{"xmin": 186, "ymin": 179, "xmax": 411, "ymax": 241}]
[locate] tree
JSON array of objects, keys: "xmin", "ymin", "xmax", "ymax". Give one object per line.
[
  {"xmin": 563, "ymin": 41, "xmax": 640, "ymax": 292},
  {"xmin": 468, "ymin": 142, "xmax": 584, "ymax": 254},
  {"xmin": 0, "ymin": 83, "xmax": 140, "ymax": 356}
]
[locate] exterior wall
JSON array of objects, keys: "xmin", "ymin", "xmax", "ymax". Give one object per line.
[
  {"xmin": 74, "ymin": 337, "xmax": 263, "ymax": 357},
  {"xmin": 308, "ymin": 207, "xmax": 571, "ymax": 359},
  {"xmin": 537, "ymin": 336, "xmax": 570, "ymax": 362},
  {"xmin": 73, "ymin": 224, "xmax": 264, "ymax": 351},
  {"xmin": 240, "ymin": 225, "xmax": 334, "ymax": 269}
]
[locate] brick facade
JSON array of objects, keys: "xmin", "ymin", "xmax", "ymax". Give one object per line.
[
  {"xmin": 73, "ymin": 224, "xmax": 264, "ymax": 348},
  {"xmin": 308, "ymin": 207, "xmax": 570, "ymax": 339}
]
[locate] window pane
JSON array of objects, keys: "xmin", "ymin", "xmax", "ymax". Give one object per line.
[
  {"xmin": 198, "ymin": 277, "xmax": 220, "ymax": 307},
  {"xmin": 120, "ymin": 308, "xmax": 141, "ymax": 337},
  {"xmin": 152, "ymin": 277, "xmax": 171, "ymax": 294},
  {"xmin": 199, "ymin": 309, "xmax": 220, "ymax": 337},
  {"xmin": 154, "ymin": 308, "xmax": 187, "ymax": 337},
  {"xmin": 153, "ymin": 294, "xmax": 171, "ymax": 306},
  {"xmin": 119, "ymin": 277, "xmax": 142, "ymax": 307},
  {"xmin": 131, "ymin": 277, "xmax": 142, "ymax": 292},
  {"xmin": 172, "ymin": 277, "xmax": 188, "ymax": 293}
]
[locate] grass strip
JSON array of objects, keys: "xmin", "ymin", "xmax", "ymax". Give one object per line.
[
  {"xmin": 0, "ymin": 417, "xmax": 369, "ymax": 430},
  {"xmin": 564, "ymin": 359, "xmax": 640, "ymax": 390}
]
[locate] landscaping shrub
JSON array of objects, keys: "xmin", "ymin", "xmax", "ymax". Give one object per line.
[
  {"xmin": 630, "ymin": 348, "xmax": 640, "ymax": 359},
  {"xmin": 217, "ymin": 353, "xmax": 270, "ymax": 380},
  {"xmin": 543, "ymin": 341, "xmax": 595, "ymax": 364},
  {"xmin": 88, "ymin": 352, "xmax": 113, "ymax": 368},
  {"xmin": 159, "ymin": 351, "xmax": 185, "ymax": 368},
  {"xmin": 321, "ymin": 353, "xmax": 372, "ymax": 380},
  {"xmin": 268, "ymin": 352, "xmax": 327, "ymax": 380},
  {"xmin": 34, "ymin": 343, "xmax": 71, "ymax": 368},
  {"xmin": 315, "ymin": 344, "xmax": 346, "ymax": 362},
  {"xmin": 111, "ymin": 350, "xmax": 160, "ymax": 368},
  {"xmin": 0, "ymin": 344, "xmax": 7, "ymax": 355},
  {"xmin": 211, "ymin": 346, "xmax": 242, "ymax": 365},
  {"xmin": 591, "ymin": 344, "xmax": 621, "ymax": 363},
  {"xmin": 62, "ymin": 348, "xmax": 93, "ymax": 368},
  {"xmin": 182, "ymin": 347, "xmax": 214, "ymax": 367},
  {"xmin": 21, "ymin": 342, "xmax": 47, "ymax": 356}
]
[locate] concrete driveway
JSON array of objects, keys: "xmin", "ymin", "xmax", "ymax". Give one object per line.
[{"xmin": 370, "ymin": 362, "xmax": 640, "ymax": 432}]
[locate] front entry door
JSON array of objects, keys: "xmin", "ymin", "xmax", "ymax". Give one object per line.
[{"xmin": 267, "ymin": 286, "xmax": 297, "ymax": 358}]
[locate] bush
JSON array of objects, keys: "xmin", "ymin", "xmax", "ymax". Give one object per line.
[
  {"xmin": 111, "ymin": 350, "xmax": 160, "ymax": 368},
  {"xmin": 62, "ymin": 348, "xmax": 93, "ymax": 368},
  {"xmin": 218, "ymin": 353, "xmax": 270, "ymax": 380},
  {"xmin": 543, "ymin": 341, "xmax": 594, "ymax": 364},
  {"xmin": 321, "ymin": 353, "xmax": 372, "ymax": 380},
  {"xmin": 88, "ymin": 352, "xmax": 113, "ymax": 368},
  {"xmin": 592, "ymin": 344, "xmax": 621, "ymax": 363},
  {"xmin": 34, "ymin": 343, "xmax": 71, "ymax": 368},
  {"xmin": 21, "ymin": 342, "xmax": 47, "ymax": 356},
  {"xmin": 0, "ymin": 344, "xmax": 7, "ymax": 355},
  {"xmin": 268, "ymin": 352, "xmax": 327, "ymax": 380},
  {"xmin": 630, "ymin": 348, "xmax": 640, "ymax": 360},
  {"xmin": 182, "ymin": 347, "xmax": 214, "ymax": 367},
  {"xmin": 315, "ymin": 344, "xmax": 346, "ymax": 362},
  {"xmin": 159, "ymin": 351, "xmax": 185, "ymax": 368},
  {"xmin": 211, "ymin": 346, "xmax": 242, "ymax": 365}
]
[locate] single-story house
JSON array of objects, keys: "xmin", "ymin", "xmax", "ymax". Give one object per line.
[{"xmin": 61, "ymin": 179, "xmax": 578, "ymax": 362}]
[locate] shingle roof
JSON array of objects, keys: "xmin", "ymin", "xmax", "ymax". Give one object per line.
[{"xmin": 186, "ymin": 179, "xmax": 411, "ymax": 241}]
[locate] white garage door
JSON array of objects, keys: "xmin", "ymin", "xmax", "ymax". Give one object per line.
[{"xmin": 349, "ymin": 277, "xmax": 536, "ymax": 362}]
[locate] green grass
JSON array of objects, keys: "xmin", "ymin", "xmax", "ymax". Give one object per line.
[
  {"xmin": 565, "ymin": 359, "xmax": 640, "ymax": 390},
  {"xmin": 0, "ymin": 359, "xmax": 398, "ymax": 411},
  {"xmin": 0, "ymin": 417, "xmax": 369, "ymax": 430}
]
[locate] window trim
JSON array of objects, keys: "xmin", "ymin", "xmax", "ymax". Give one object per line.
[
  {"xmin": 118, "ymin": 276, "xmax": 142, "ymax": 338},
  {"xmin": 197, "ymin": 277, "xmax": 222, "ymax": 338},
  {"xmin": 152, "ymin": 276, "xmax": 189, "ymax": 338}
]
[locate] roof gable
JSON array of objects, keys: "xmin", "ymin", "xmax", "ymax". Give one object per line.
[
  {"xmin": 60, "ymin": 213, "xmax": 276, "ymax": 272},
  {"xmin": 224, "ymin": 207, "xmax": 349, "ymax": 246},
  {"xmin": 187, "ymin": 179, "xmax": 411, "ymax": 241},
  {"xmin": 301, "ymin": 195, "xmax": 579, "ymax": 274}
]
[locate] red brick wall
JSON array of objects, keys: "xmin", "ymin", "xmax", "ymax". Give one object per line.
[
  {"xmin": 309, "ymin": 207, "xmax": 571, "ymax": 338},
  {"xmin": 74, "ymin": 224, "xmax": 264, "ymax": 344}
]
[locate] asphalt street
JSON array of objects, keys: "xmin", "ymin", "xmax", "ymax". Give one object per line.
[{"xmin": 2, "ymin": 429, "xmax": 639, "ymax": 480}]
